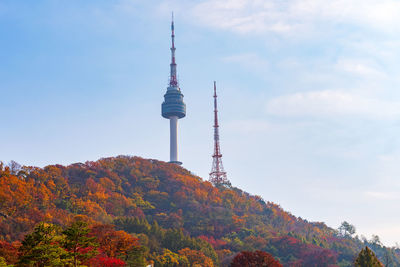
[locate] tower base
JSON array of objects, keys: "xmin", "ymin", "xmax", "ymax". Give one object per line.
[{"xmin": 169, "ymin": 161, "xmax": 182, "ymax": 165}]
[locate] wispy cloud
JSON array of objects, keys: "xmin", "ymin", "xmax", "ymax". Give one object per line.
[
  {"xmin": 265, "ymin": 90, "xmax": 400, "ymax": 119},
  {"xmin": 190, "ymin": 0, "xmax": 400, "ymax": 35},
  {"xmin": 335, "ymin": 59, "xmax": 386, "ymax": 78}
]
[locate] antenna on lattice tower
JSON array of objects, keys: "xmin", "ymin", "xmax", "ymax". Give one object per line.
[{"xmin": 209, "ymin": 81, "xmax": 230, "ymax": 187}]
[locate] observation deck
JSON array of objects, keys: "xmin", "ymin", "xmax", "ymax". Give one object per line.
[{"xmin": 161, "ymin": 86, "xmax": 186, "ymax": 119}]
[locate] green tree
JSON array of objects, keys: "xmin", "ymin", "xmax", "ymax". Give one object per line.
[
  {"xmin": 63, "ymin": 220, "xmax": 98, "ymax": 267},
  {"xmin": 355, "ymin": 246, "xmax": 383, "ymax": 267},
  {"xmin": 18, "ymin": 222, "xmax": 72, "ymax": 267},
  {"xmin": 124, "ymin": 245, "xmax": 148, "ymax": 267},
  {"xmin": 338, "ymin": 221, "xmax": 356, "ymax": 237}
]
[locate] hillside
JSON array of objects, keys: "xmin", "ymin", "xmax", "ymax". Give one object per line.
[{"xmin": 0, "ymin": 156, "xmax": 398, "ymax": 266}]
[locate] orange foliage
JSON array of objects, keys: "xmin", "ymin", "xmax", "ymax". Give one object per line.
[
  {"xmin": 89, "ymin": 224, "xmax": 139, "ymax": 258},
  {"xmin": 178, "ymin": 248, "xmax": 214, "ymax": 267}
]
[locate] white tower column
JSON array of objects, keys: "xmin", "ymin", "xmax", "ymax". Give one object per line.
[{"xmin": 170, "ymin": 116, "xmax": 178, "ymax": 162}]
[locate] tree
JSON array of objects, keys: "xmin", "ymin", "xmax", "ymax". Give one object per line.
[
  {"xmin": 338, "ymin": 221, "xmax": 356, "ymax": 237},
  {"xmin": 154, "ymin": 249, "xmax": 189, "ymax": 267},
  {"xmin": 63, "ymin": 220, "xmax": 98, "ymax": 267},
  {"xmin": 0, "ymin": 241, "xmax": 20, "ymax": 265},
  {"xmin": 124, "ymin": 245, "xmax": 148, "ymax": 267},
  {"xmin": 18, "ymin": 222, "xmax": 72, "ymax": 266},
  {"xmin": 300, "ymin": 249, "xmax": 337, "ymax": 267},
  {"xmin": 355, "ymin": 246, "xmax": 383, "ymax": 267},
  {"xmin": 230, "ymin": 250, "xmax": 282, "ymax": 267},
  {"xmin": 8, "ymin": 161, "xmax": 21, "ymax": 176},
  {"xmin": 88, "ymin": 255, "xmax": 126, "ymax": 267},
  {"xmin": 382, "ymin": 247, "xmax": 394, "ymax": 267},
  {"xmin": 178, "ymin": 248, "xmax": 214, "ymax": 267},
  {"xmin": 90, "ymin": 224, "xmax": 138, "ymax": 258},
  {"xmin": 370, "ymin": 235, "xmax": 382, "ymax": 246},
  {"xmin": 0, "ymin": 257, "xmax": 11, "ymax": 267}
]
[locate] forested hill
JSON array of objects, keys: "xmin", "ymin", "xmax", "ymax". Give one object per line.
[{"xmin": 0, "ymin": 156, "xmax": 398, "ymax": 266}]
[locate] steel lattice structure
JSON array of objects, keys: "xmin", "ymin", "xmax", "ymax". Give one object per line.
[{"xmin": 209, "ymin": 81, "xmax": 230, "ymax": 186}]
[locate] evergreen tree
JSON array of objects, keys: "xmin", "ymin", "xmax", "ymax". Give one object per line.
[
  {"xmin": 124, "ymin": 245, "xmax": 148, "ymax": 267},
  {"xmin": 355, "ymin": 246, "xmax": 383, "ymax": 267},
  {"xmin": 63, "ymin": 220, "xmax": 98, "ymax": 267},
  {"xmin": 18, "ymin": 222, "xmax": 72, "ymax": 266}
]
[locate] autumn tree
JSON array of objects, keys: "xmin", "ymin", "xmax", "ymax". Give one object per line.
[
  {"xmin": 88, "ymin": 255, "xmax": 126, "ymax": 267},
  {"xmin": 18, "ymin": 222, "xmax": 72, "ymax": 266},
  {"xmin": 300, "ymin": 249, "xmax": 337, "ymax": 267},
  {"xmin": 3, "ymin": 156, "xmax": 400, "ymax": 267},
  {"xmin": 179, "ymin": 248, "xmax": 214, "ymax": 267},
  {"xmin": 154, "ymin": 249, "xmax": 189, "ymax": 267},
  {"xmin": 63, "ymin": 220, "xmax": 98, "ymax": 267},
  {"xmin": 0, "ymin": 257, "xmax": 11, "ymax": 267},
  {"xmin": 0, "ymin": 241, "xmax": 20, "ymax": 265},
  {"xmin": 355, "ymin": 246, "xmax": 383, "ymax": 267},
  {"xmin": 230, "ymin": 250, "xmax": 282, "ymax": 267},
  {"xmin": 90, "ymin": 224, "xmax": 138, "ymax": 258}
]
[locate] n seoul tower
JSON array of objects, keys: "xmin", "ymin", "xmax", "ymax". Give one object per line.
[{"xmin": 162, "ymin": 15, "xmax": 186, "ymax": 165}]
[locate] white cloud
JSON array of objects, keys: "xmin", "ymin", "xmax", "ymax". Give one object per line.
[
  {"xmin": 335, "ymin": 59, "xmax": 386, "ymax": 77},
  {"xmin": 190, "ymin": 0, "xmax": 400, "ymax": 35},
  {"xmin": 265, "ymin": 90, "xmax": 400, "ymax": 119}
]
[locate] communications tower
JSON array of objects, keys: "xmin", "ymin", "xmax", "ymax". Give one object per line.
[
  {"xmin": 162, "ymin": 15, "xmax": 186, "ymax": 165},
  {"xmin": 209, "ymin": 82, "xmax": 230, "ymax": 186}
]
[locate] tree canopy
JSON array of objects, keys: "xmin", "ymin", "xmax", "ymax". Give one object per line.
[{"xmin": 0, "ymin": 156, "xmax": 399, "ymax": 266}]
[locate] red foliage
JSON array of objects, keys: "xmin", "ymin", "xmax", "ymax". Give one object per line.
[
  {"xmin": 0, "ymin": 241, "xmax": 20, "ymax": 265},
  {"xmin": 89, "ymin": 255, "xmax": 126, "ymax": 267},
  {"xmin": 198, "ymin": 235, "xmax": 227, "ymax": 249},
  {"xmin": 0, "ymin": 156, "xmax": 362, "ymax": 266},
  {"xmin": 89, "ymin": 224, "xmax": 138, "ymax": 258},
  {"xmin": 231, "ymin": 250, "xmax": 282, "ymax": 267},
  {"xmin": 297, "ymin": 249, "xmax": 337, "ymax": 267},
  {"xmin": 270, "ymin": 236, "xmax": 337, "ymax": 267}
]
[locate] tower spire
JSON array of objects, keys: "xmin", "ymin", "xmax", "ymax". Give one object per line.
[
  {"xmin": 169, "ymin": 12, "xmax": 178, "ymax": 88},
  {"xmin": 209, "ymin": 81, "xmax": 230, "ymax": 186}
]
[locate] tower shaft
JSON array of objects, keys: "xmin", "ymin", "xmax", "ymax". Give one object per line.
[
  {"xmin": 209, "ymin": 81, "xmax": 230, "ymax": 186},
  {"xmin": 170, "ymin": 116, "xmax": 178, "ymax": 162}
]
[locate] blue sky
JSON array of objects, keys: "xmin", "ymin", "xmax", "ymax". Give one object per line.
[{"xmin": 1, "ymin": 0, "xmax": 400, "ymax": 245}]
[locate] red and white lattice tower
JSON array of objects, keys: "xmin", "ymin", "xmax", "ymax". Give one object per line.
[{"xmin": 209, "ymin": 81, "xmax": 230, "ymax": 186}]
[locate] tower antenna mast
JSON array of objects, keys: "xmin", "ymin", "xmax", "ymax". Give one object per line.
[{"xmin": 209, "ymin": 81, "xmax": 230, "ymax": 186}]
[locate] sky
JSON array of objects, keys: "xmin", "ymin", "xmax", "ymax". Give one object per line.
[{"xmin": 1, "ymin": 0, "xmax": 400, "ymax": 246}]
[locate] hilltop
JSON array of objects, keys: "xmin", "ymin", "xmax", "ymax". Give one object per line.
[{"xmin": 0, "ymin": 156, "xmax": 398, "ymax": 266}]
